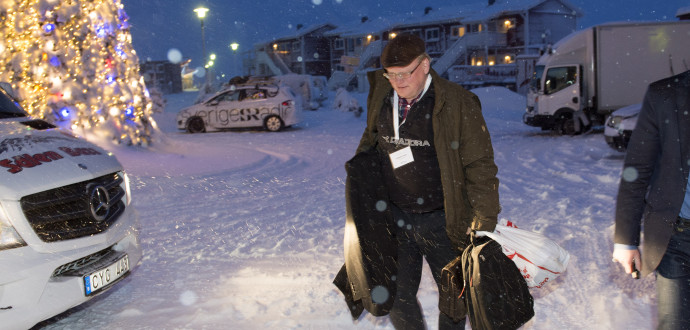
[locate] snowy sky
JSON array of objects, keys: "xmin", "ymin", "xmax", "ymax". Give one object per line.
[{"xmin": 121, "ymin": 0, "xmax": 687, "ymax": 78}]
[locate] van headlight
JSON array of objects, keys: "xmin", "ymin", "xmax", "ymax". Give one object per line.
[
  {"xmin": 0, "ymin": 204, "xmax": 27, "ymax": 251},
  {"xmin": 119, "ymin": 171, "xmax": 133, "ymax": 206}
]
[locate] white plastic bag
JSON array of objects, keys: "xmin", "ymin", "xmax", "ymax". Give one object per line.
[{"xmin": 476, "ymin": 219, "xmax": 570, "ymax": 288}]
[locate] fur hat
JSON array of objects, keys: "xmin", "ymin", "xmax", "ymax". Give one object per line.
[{"xmin": 381, "ymin": 34, "xmax": 425, "ymax": 68}]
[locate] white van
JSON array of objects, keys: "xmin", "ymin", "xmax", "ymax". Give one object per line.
[{"xmin": 0, "ymin": 87, "xmax": 142, "ymax": 329}]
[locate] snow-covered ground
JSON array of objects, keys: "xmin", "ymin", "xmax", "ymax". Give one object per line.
[{"xmin": 35, "ymin": 86, "xmax": 656, "ymax": 329}]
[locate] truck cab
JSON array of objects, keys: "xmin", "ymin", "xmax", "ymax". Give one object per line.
[
  {"xmin": 524, "ymin": 21, "xmax": 690, "ymax": 136},
  {"xmin": 525, "ymin": 64, "xmax": 587, "ymax": 135},
  {"xmin": 524, "ymin": 27, "xmax": 593, "ymax": 135}
]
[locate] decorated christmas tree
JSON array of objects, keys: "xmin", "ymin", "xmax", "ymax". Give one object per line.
[{"xmin": 0, "ymin": 0, "xmax": 156, "ymax": 146}]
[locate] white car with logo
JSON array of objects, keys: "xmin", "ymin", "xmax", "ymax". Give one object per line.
[
  {"xmin": 0, "ymin": 87, "xmax": 142, "ymax": 329},
  {"xmin": 177, "ymin": 83, "xmax": 302, "ymax": 133}
]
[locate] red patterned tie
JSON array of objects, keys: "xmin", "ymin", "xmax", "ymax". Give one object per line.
[{"xmin": 399, "ymin": 94, "xmax": 420, "ymax": 122}]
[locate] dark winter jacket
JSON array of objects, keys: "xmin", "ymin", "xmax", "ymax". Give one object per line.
[
  {"xmin": 333, "ymin": 148, "xmax": 397, "ymax": 319},
  {"xmin": 356, "ymin": 68, "xmax": 501, "ymax": 249},
  {"xmin": 614, "ymin": 70, "xmax": 690, "ymax": 277}
]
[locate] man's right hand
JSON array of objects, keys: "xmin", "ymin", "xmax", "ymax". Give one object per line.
[{"xmin": 612, "ymin": 248, "xmax": 641, "ymax": 276}]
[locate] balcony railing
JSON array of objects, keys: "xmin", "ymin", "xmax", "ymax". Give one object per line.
[
  {"xmin": 460, "ymin": 31, "xmax": 507, "ymax": 47},
  {"xmin": 448, "ymin": 64, "xmax": 517, "ymax": 86}
]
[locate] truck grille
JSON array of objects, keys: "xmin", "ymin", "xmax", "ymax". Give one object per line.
[{"xmin": 20, "ymin": 172, "xmax": 126, "ymax": 242}]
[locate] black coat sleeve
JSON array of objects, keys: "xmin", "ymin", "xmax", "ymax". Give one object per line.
[{"xmin": 614, "ymin": 87, "xmax": 661, "ymax": 246}]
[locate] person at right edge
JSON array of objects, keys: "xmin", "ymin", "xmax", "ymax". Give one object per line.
[
  {"xmin": 612, "ymin": 69, "xmax": 690, "ymax": 330},
  {"xmin": 355, "ymin": 34, "xmax": 500, "ymax": 329}
]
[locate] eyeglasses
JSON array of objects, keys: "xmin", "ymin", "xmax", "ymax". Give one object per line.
[{"xmin": 383, "ymin": 58, "xmax": 424, "ymax": 81}]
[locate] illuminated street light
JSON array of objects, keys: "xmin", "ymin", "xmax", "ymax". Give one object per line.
[
  {"xmin": 206, "ymin": 53, "xmax": 216, "ymax": 70},
  {"xmin": 194, "ymin": 7, "xmax": 210, "ymax": 86},
  {"xmin": 194, "ymin": 7, "xmax": 209, "ymax": 18},
  {"xmin": 230, "ymin": 42, "xmax": 240, "ymax": 76}
]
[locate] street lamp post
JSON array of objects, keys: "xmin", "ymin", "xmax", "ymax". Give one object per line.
[
  {"xmin": 194, "ymin": 7, "xmax": 210, "ymax": 88},
  {"xmin": 230, "ymin": 42, "xmax": 239, "ymax": 77}
]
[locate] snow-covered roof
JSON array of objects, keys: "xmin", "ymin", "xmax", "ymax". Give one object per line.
[
  {"xmin": 324, "ymin": 16, "xmax": 398, "ymax": 38},
  {"xmin": 394, "ymin": 0, "xmax": 582, "ymax": 29},
  {"xmin": 255, "ymin": 0, "xmax": 584, "ymax": 47},
  {"xmin": 467, "ymin": 0, "xmax": 582, "ymax": 22},
  {"xmin": 269, "ymin": 22, "xmax": 337, "ymax": 42},
  {"xmin": 393, "ymin": 3, "xmax": 486, "ymax": 28},
  {"xmin": 677, "ymin": 6, "xmax": 690, "ymax": 18}
]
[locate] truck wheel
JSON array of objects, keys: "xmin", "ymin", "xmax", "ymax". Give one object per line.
[
  {"xmin": 186, "ymin": 117, "xmax": 205, "ymax": 133},
  {"xmin": 559, "ymin": 117, "xmax": 580, "ymax": 136},
  {"xmin": 264, "ymin": 115, "xmax": 284, "ymax": 132}
]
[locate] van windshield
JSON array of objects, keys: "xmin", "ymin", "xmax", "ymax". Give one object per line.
[{"xmin": 0, "ymin": 89, "xmax": 27, "ymax": 119}]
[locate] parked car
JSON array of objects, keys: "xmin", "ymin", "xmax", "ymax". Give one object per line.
[
  {"xmin": 177, "ymin": 83, "xmax": 302, "ymax": 133},
  {"xmin": 604, "ymin": 103, "xmax": 641, "ymax": 152},
  {"xmin": 0, "ymin": 85, "xmax": 142, "ymax": 329}
]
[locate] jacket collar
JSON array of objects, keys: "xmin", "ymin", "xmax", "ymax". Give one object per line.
[{"xmin": 429, "ymin": 69, "xmax": 447, "ymax": 116}]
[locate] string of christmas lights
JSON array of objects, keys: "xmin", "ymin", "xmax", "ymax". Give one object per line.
[{"xmin": 0, "ymin": 0, "xmax": 155, "ymax": 146}]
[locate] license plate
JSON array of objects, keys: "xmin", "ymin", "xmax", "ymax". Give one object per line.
[{"xmin": 83, "ymin": 255, "xmax": 129, "ymax": 296}]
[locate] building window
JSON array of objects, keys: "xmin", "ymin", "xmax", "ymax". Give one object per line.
[
  {"xmin": 292, "ymin": 41, "xmax": 300, "ymax": 51},
  {"xmin": 426, "ymin": 28, "xmax": 440, "ymax": 41},
  {"xmin": 451, "ymin": 25, "xmax": 465, "ymax": 39},
  {"xmin": 346, "ymin": 38, "xmax": 355, "ymax": 52},
  {"xmin": 468, "ymin": 23, "xmax": 483, "ymax": 33},
  {"xmin": 355, "ymin": 37, "xmax": 362, "ymax": 47},
  {"xmin": 334, "ymin": 38, "xmax": 344, "ymax": 50},
  {"xmin": 471, "ymin": 56, "xmax": 484, "ymax": 66}
]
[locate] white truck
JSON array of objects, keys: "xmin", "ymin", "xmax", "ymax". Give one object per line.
[
  {"xmin": 0, "ymin": 86, "xmax": 142, "ymax": 329},
  {"xmin": 523, "ymin": 20, "xmax": 690, "ymax": 135}
]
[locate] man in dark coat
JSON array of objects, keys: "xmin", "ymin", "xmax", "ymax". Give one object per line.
[
  {"xmin": 612, "ymin": 70, "xmax": 690, "ymax": 329},
  {"xmin": 352, "ymin": 33, "xmax": 500, "ymax": 329}
]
